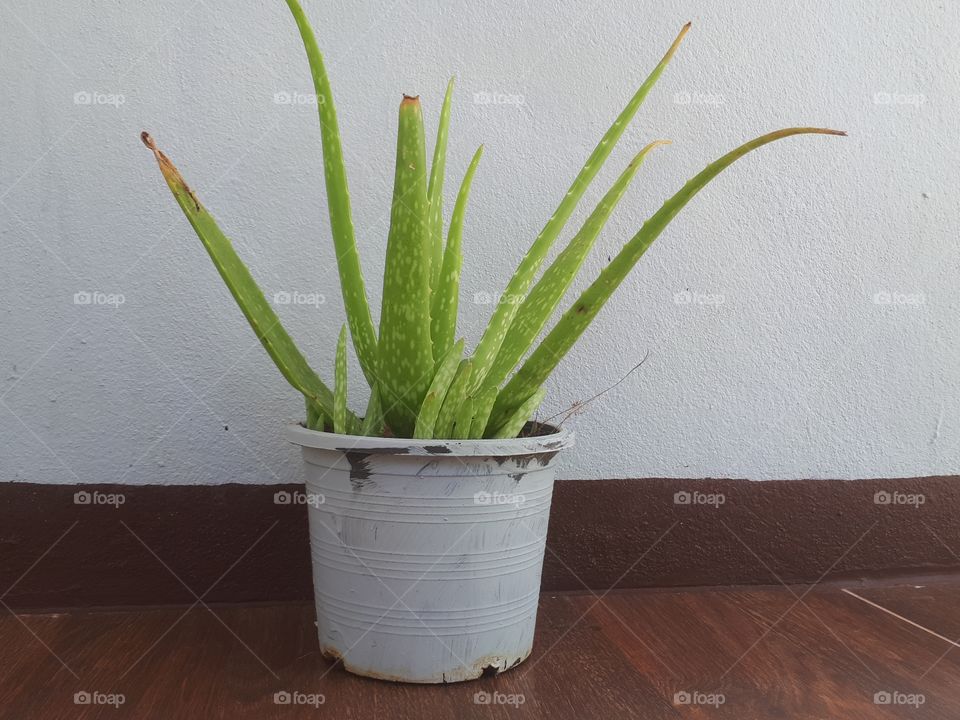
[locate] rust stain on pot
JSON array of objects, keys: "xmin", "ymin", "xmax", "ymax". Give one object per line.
[
  {"xmin": 343, "ymin": 452, "xmax": 374, "ymax": 490},
  {"xmin": 320, "ymin": 645, "xmax": 344, "ymax": 664},
  {"xmin": 493, "ymin": 451, "xmax": 558, "ymax": 469},
  {"xmin": 324, "ymin": 649, "xmax": 524, "ymax": 683},
  {"xmin": 337, "ymin": 446, "xmax": 411, "ymax": 456},
  {"xmin": 465, "ymin": 653, "xmax": 520, "ymax": 678}
]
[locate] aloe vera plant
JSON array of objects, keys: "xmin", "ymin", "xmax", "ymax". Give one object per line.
[{"xmin": 143, "ymin": 1, "xmax": 844, "ymax": 440}]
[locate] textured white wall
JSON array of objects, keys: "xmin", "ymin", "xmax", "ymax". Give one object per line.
[{"xmin": 1, "ymin": 0, "xmax": 957, "ymax": 484}]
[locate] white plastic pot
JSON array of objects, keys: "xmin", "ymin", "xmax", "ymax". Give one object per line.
[{"xmin": 284, "ymin": 423, "xmax": 574, "ymax": 684}]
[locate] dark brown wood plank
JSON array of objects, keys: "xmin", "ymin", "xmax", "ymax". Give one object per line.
[
  {"xmin": 6, "ymin": 586, "xmax": 960, "ymax": 718},
  {"xmin": 847, "ymin": 582, "xmax": 960, "ymax": 647},
  {"xmin": 584, "ymin": 586, "xmax": 960, "ymax": 719},
  {"xmin": 0, "ymin": 596, "xmax": 673, "ymax": 719},
  {"xmin": 5, "ymin": 481, "xmax": 960, "ymax": 610},
  {"xmin": 731, "ymin": 586, "xmax": 960, "ymax": 718}
]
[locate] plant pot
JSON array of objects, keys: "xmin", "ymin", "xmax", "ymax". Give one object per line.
[{"xmin": 284, "ymin": 422, "xmax": 574, "ymax": 683}]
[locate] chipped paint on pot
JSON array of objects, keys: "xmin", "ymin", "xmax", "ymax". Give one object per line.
[{"xmin": 284, "ymin": 423, "xmax": 574, "ymax": 684}]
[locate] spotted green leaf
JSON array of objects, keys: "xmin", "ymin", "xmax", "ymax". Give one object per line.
[
  {"xmin": 414, "ymin": 339, "xmax": 465, "ymax": 439},
  {"xmin": 284, "ymin": 0, "xmax": 379, "ymax": 387},
  {"xmin": 378, "ymin": 96, "xmax": 434, "ymax": 437},
  {"xmin": 485, "ymin": 140, "xmax": 669, "ymax": 389},
  {"xmin": 333, "ymin": 325, "xmax": 349, "ymax": 434},
  {"xmin": 431, "ymin": 145, "xmax": 484, "ymax": 363},
  {"xmin": 466, "ymin": 23, "xmax": 691, "ymax": 394},
  {"xmin": 359, "ymin": 385, "xmax": 382, "ymax": 436},
  {"xmin": 434, "ymin": 359, "xmax": 473, "ymax": 439},
  {"xmin": 452, "ymin": 397, "xmax": 474, "ymax": 440},
  {"xmin": 488, "ymin": 387, "xmax": 546, "ymax": 439},
  {"xmin": 489, "ymin": 127, "xmax": 847, "ymax": 428},
  {"xmin": 141, "ymin": 133, "xmax": 353, "ymax": 425},
  {"xmin": 428, "ymin": 78, "xmax": 455, "ymax": 294},
  {"xmin": 469, "ymin": 385, "xmax": 498, "ymax": 438}
]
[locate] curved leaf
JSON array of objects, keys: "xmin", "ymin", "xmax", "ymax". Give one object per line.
[
  {"xmin": 467, "ymin": 23, "xmax": 691, "ymax": 394},
  {"xmin": 428, "ymin": 77, "xmax": 455, "ymax": 292},
  {"xmin": 431, "ymin": 145, "xmax": 484, "ymax": 362},
  {"xmin": 414, "ymin": 339, "xmax": 465, "ymax": 438},
  {"xmin": 490, "ymin": 127, "xmax": 846, "ymax": 427},
  {"xmin": 284, "ymin": 0, "xmax": 379, "ymax": 387},
  {"xmin": 141, "ymin": 132, "xmax": 350, "ymax": 424},
  {"xmin": 486, "ymin": 140, "xmax": 669, "ymax": 388}
]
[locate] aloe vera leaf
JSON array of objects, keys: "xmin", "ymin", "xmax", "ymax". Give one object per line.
[
  {"xmin": 141, "ymin": 132, "xmax": 352, "ymax": 423},
  {"xmin": 427, "ymin": 77, "xmax": 455, "ymax": 292},
  {"xmin": 305, "ymin": 397, "xmax": 327, "ymax": 431},
  {"xmin": 283, "ymin": 0, "xmax": 379, "ymax": 387},
  {"xmin": 469, "ymin": 385, "xmax": 498, "ymax": 438},
  {"xmin": 489, "ymin": 387, "xmax": 547, "ymax": 439},
  {"xmin": 378, "ymin": 95, "xmax": 434, "ymax": 437},
  {"xmin": 452, "ymin": 397, "xmax": 475, "ymax": 440},
  {"xmin": 434, "ymin": 359, "xmax": 473, "ymax": 439},
  {"xmin": 466, "ymin": 23, "xmax": 691, "ymax": 393},
  {"xmin": 431, "ymin": 145, "xmax": 484, "ymax": 362},
  {"xmin": 489, "ymin": 127, "xmax": 847, "ymax": 427},
  {"xmin": 485, "ymin": 140, "xmax": 669, "ymax": 388},
  {"xmin": 413, "ymin": 339, "xmax": 465, "ymax": 439},
  {"xmin": 333, "ymin": 325, "xmax": 348, "ymax": 434},
  {"xmin": 360, "ymin": 384, "xmax": 383, "ymax": 436}
]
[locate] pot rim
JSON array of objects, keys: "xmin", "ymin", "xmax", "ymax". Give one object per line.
[{"xmin": 284, "ymin": 422, "xmax": 574, "ymax": 457}]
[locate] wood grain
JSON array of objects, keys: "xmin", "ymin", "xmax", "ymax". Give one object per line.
[{"xmin": 4, "ymin": 584, "xmax": 960, "ymax": 718}]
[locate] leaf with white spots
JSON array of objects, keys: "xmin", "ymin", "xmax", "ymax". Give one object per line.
[
  {"xmin": 467, "ymin": 23, "xmax": 691, "ymax": 395},
  {"xmin": 489, "ymin": 127, "xmax": 847, "ymax": 428},
  {"xmin": 141, "ymin": 133, "xmax": 350, "ymax": 425},
  {"xmin": 485, "ymin": 140, "xmax": 669, "ymax": 389},
  {"xmin": 285, "ymin": 0, "xmax": 380, "ymax": 387},
  {"xmin": 378, "ymin": 95, "xmax": 434, "ymax": 436},
  {"xmin": 431, "ymin": 145, "xmax": 483, "ymax": 363}
]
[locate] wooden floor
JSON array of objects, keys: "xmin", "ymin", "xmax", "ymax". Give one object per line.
[{"xmin": 3, "ymin": 581, "xmax": 960, "ymax": 719}]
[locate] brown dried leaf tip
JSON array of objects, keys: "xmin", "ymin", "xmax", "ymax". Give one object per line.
[{"xmin": 140, "ymin": 131, "xmax": 201, "ymax": 211}]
